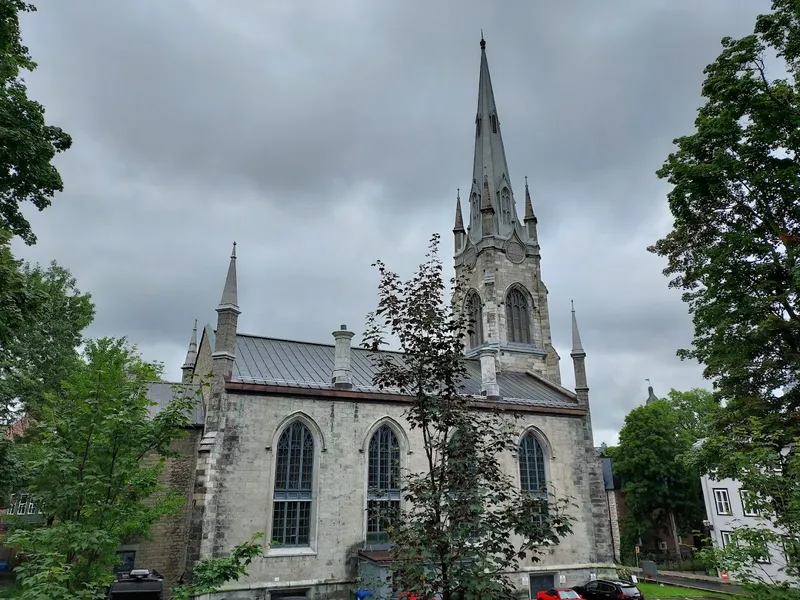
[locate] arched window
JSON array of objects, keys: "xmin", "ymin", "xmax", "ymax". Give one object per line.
[
  {"xmin": 446, "ymin": 428, "xmax": 480, "ymax": 540},
  {"xmin": 272, "ymin": 421, "xmax": 314, "ymax": 547},
  {"xmin": 506, "ymin": 287, "xmax": 531, "ymax": 344},
  {"xmin": 466, "ymin": 292, "xmax": 483, "ymax": 349},
  {"xmin": 367, "ymin": 425, "xmax": 401, "ymax": 544},
  {"xmin": 500, "ymin": 187, "xmax": 511, "ymax": 224},
  {"xmin": 519, "ymin": 432, "xmax": 548, "ymax": 521}
]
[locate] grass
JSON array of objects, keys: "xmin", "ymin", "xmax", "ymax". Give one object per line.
[{"xmin": 636, "ymin": 581, "xmax": 730, "ymax": 598}]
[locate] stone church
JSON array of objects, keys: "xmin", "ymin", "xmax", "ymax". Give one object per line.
[{"xmin": 160, "ymin": 38, "xmax": 613, "ymax": 599}]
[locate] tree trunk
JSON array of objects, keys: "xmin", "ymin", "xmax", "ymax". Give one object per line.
[{"xmin": 668, "ymin": 509, "xmax": 683, "ymax": 563}]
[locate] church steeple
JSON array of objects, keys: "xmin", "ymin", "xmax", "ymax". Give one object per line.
[
  {"xmin": 181, "ymin": 319, "xmax": 198, "ymax": 384},
  {"xmin": 212, "ymin": 242, "xmax": 240, "ymax": 381},
  {"xmin": 453, "ymin": 189, "xmax": 465, "ymax": 253},
  {"xmin": 467, "ymin": 36, "xmax": 520, "ymax": 241}
]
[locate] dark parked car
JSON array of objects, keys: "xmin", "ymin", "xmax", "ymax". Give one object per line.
[{"xmin": 573, "ymin": 579, "xmax": 644, "ymax": 600}]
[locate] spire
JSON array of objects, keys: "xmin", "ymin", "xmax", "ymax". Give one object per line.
[
  {"xmin": 219, "ymin": 242, "xmax": 238, "ymax": 309},
  {"xmin": 570, "ymin": 300, "xmax": 585, "ymax": 356},
  {"xmin": 453, "ymin": 189, "xmax": 465, "ymax": 233},
  {"xmin": 181, "ymin": 319, "xmax": 198, "ymax": 383},
  {"xmin": 646, "ymin": 380, "xmax": 659, "ymax": 405},
  {"xmin": 182, "ymin": 319, "xmax": 198, "ymax": 368},
  {"xmin": 524, "ymin": 176, "xmax": 536, "ymax": 222},
  {"xmin": 469, "ymin": 35, "xmax": 519, "ymax": 240}
]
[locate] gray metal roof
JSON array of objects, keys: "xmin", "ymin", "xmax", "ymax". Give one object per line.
[
  {"xmin": 232, "ymin": 334, "xmax": 577, "ymax": 409},
  {"xmin": 146, "ymin": 382, "xmax": 204, "ymax": 426}
]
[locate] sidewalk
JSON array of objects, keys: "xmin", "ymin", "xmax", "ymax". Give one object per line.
[{"xmin": 630, "ymin": 567, "xmax": 744, "ymax": 595}]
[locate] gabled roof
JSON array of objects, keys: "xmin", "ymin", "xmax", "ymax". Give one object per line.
[{"xmin": 231, "ymin": 333, "xmax": 577, "ymax": 410}]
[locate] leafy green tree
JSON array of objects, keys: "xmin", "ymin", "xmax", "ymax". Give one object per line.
[
  {"xmin": 171, "ymin": 534, "xmax": 265, "ymax": 600},
  {"xmin": 0, "ymin": 230, "xmax": 93, "ymax": 506},
  {"xmin": 6, "ymin": 338, "xmax": 198, "ymax": 600},
  {"xmin": 361, "ymin": 234, "xmax": 575, "ymax": 600},
  {"xmin": 649, "ymin": 0, "xmax": 800, "ymax": 592},
  {"xmin": 613, "ymin": 400, "xmax": 706, "ymax": 559},
  {"xmin": 664, "ymin": 388, "xmax": 718, "ymax": 441},
  {"xmin": 0, "ymin": 1, "xmax": 73, "ymax": 245}
]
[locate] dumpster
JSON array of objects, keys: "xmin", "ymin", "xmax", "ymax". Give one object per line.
[{"xmin": 107, "ymin": 568, "xmax": 164, "ymax": 600}]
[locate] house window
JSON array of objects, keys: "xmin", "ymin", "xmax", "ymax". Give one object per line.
[
  {"xmin": 14, "ymin": 494, "xmax": 29, "ymax": 516},
  {"xmin": 754, "ymin": 547, "xmax": 771, "ymax": 564},
  {"xmin": 505, "ymin": 288, "xmax": 531, "ymax": 344},
  {"xmin": 367, "ymin": 425, "xmax": 401, "ymax": 544},
  {"xmin": 782, "ymin": 536, "xmax": 800, "ymax": 565},
  {"xmin": 519, "ymin": 432, "xmax": 548, "ymax": 521},
  {"xmin": 720, "ymin": 531, "xmax": 733, "ymax": 547},
  {"xmin": 740, "ymin": 490, "xmax": 760, "ymax": 517},
  {"xmin": 466, "ymin": 292, "xmax": 483, "ymax": 349},
  {"xmin": 272, "ymin": 422, "xmax": 314, "ymax": 547},
  {"xmin": 713, "ymin": 488, "xmax": 732, "ymax": 515}
]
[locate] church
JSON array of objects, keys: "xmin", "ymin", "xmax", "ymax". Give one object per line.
[{"xmin": 172, "ymin": 38, "xmax": 614, "ymax": 599}]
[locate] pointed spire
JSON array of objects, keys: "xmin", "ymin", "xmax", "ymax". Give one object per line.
[
  {"xmin": 453, "ymin": 189, "xmax": 465, "ymax": 233},
  {"xmin": 468, "ymin": 35, "xmax": 518, "ymax": 239},
  {"xmin": 571, "ymin": 300, "xmax": 585, "ymax": 356},
  {"xmin": 182, "ymin": 319, "xmax": 198, "ymax": 369},
  {"xmin": 646, "ymin": 379, "xmax": 659, "ymax": 405},
  {"xmin": 219, "ymin": 242, "xmax": 238, "ymax": 309},
  {"xmin": 524, "ymin": 176, "xmax": 536, "ymax": 223}
]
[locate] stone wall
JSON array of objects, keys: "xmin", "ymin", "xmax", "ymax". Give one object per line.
[
  {"xmin": 132, "ymin": 427, "xmax": 202, "ymax": 597},
  {"xmin": 200, "ymin": 391, "xmax": 613, "ymax": 596}
]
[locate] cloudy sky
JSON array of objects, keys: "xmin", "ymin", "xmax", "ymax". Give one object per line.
[{"xmin": 13, "ymin": 0, "xmax": 770, "ymax": 445}]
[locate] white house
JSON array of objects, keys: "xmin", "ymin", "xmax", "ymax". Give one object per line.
[{"xmin": 699, "ymin": 469, "xmax": 795, "ymax": 584}]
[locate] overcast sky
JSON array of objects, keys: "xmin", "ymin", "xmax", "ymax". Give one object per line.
[{"xmin": 12, "ymin": 0, "xmax": 770, "ymax": 445}]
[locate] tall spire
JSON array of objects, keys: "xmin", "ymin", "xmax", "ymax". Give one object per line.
[
  {"xmin": 571, "ymin": 300, "xmax": 585, "ymax": 356},
  {"xmin": 468, "ymin": 35, "xmax": 519, "ymax": 240},
  {"xmin": 571, "ymin": 300, "xmax": 588, "ymax": 396},
  {"xmin": 181, "ymin": 319, "xmax": 198, "ymax": 383},
  {"xmin": 453, "ymin": 189, "xmax": 465, "ymax": 233},
  {"xmin": 219, "ymin": 242, "xmax": 238, "ymax": 309},
  {"xmin": 524, "ymin": 176, "xmax": 538, "ymax": 244},
  {"xmin": 645, "ymin": 380, "xmax": 659, "ymax": 405}
]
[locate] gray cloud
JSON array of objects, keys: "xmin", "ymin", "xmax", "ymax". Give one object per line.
[{"xmin": 12, "ymin": 0, "xmax": 769, "ymax": 444}]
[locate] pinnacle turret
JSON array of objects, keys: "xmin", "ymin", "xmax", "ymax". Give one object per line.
[
  {"xmin": 181, "ymin": 319, "xmax": 198, "ymax": 384},
  {"xmin": 219, "ymin": 242, "xmax": 238, "ymax": 310}
]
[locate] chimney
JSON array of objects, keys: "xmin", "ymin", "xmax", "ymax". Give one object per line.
[
  {"xmin": 332, "ymin": 325, "xmax": 355, "ymax": 389},
  {"xmin": 477, "ymin": 348, "xmax": 500, "ymax": 399}
]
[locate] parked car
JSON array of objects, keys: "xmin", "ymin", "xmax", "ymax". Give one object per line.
[
  {"xmin": 536, "ymin": 588, "xmax": 584, "ymax": 600},
  {"xmin": 573, "ymin": 579, "xmax": 644, "ymax": 600}
]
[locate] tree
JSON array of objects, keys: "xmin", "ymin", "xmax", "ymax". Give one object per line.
[
  {"xmin": 0, "ymin": 230, "xmax": 93, "ymax": 506},
  {"xmin": 5, "ymin": 338, "xmax": 198, "ymax": 600},
  {"xmin": 649, "ymin": 0, "xmax": 800, "ymax": 591},
  {"xmin": 0, "ymin": 1, "xmax": 73, "ymax": 245},
  {"xmin": 613, "ymin": 399, "xmax": 706, "ymax": 559},
  {"xmin": 665, "ymin": 388, "xmax": 719, "ymax": 441},
  {"xmin": 361, "ymin": 234, "xmax": 575, "ymax": 600},
  {"xmin": 171, "ymin": 534, "xmax": 265, "ymax": 600}
]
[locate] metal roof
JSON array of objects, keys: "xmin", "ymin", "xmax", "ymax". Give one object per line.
[
  {"xmin": 232, "ymin": 334, "xmax": 577, "ymax": 409},
  {"xmin": 146, "ymin": 382, "xmax": 204, "ymax": 426}
]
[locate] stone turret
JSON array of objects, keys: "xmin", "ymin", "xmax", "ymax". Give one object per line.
[{"xmin": 571, "ymin": 300, "xmax": 588, "ymax": 405}]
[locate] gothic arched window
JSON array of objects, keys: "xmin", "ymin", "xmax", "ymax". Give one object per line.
[
  {"xmin": 519, "ymin": 431, "xmax": 548, "ymax": 521},
  {"xmin": 367, "ymin": 425, "xmax": 401, "ymax": 544},
  {"xmin": 506, "ymin": 287, "xmax": 531, "ymax": 344},
  {"xmin": 471, "ymin": 192, "xmax": 480, "ymax": 229},
  {"xmin": 272, "ymin": 421, "xmax": 314, "ymax": 547},
  {"xmin": 466, "ymin": 292, "xmax": 483, "ymax": 349},
  {"xmin": 500, "ymin": 187, "xmax": 511, "ymax": 224}
]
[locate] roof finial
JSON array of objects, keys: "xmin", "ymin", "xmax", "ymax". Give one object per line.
[
  {"xmin": 231, "ymin": 241, "xmax": 237, "ymax": 259},
  {"xmin": 219, "ymin": 242, "xmax": 239, "ymax": 308},
  {"xmin": 480, "ymin": 30, "xmax": 486, "ymax": 50},
  {"xmin": 571, "ymin": 300, "xmax": 585, "ymax": 355}
]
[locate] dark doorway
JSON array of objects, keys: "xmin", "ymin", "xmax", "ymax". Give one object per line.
[{"xmin": 529, "ymin": 574, "xmax": 555, "ymax": 596}]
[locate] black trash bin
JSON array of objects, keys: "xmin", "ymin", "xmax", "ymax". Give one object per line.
[{"xmin": 107, "ymin": 569, "xmax": 164, "ymax": 600}]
